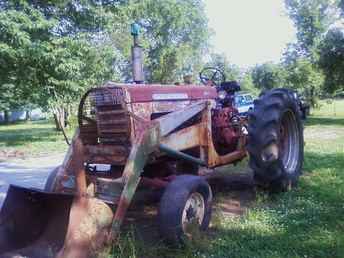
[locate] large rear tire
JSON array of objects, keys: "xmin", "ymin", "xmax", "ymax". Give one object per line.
[
  {"xmin": 247, "ymin": 88, "xmax": 304, "ymax": 192},
  {"xmin": 158, "ymin": 175, "xmax": 212, "ymax": 244}
]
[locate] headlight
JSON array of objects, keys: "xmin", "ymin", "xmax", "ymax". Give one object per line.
[
  {"xmin": 218, "ymin": 90, "xmax": 226, "ymax": 100},
  {"xmin": 293, "ymin": 92, "xmax": 298, "ymax": 99}
]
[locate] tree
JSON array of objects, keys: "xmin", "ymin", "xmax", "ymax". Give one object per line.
[
  {"xmin": 0, "ymin": 4, "xmax": 53, "ymax": 122},
  {"xmin": 251, "ymin": 63, "xmax": 286, "ymax": 90},
  {"xmin": 108, "ymin": 0, "xmax": 210, "ymax": 84},
  {"xmin": 240, "ymin": 72, "xmax": 259, "ymax": 94},
  {"xmin": 318, "ymin": 28, "xmax": 344, "ymax": 94},
  {"xmin": 285, "ymin": 59, "xmax": 324, "ymax": 106},
  {"xmin": 205, "ymin": 53, "xmax": 240, "ymax": 81},
  {"xmin": 284, "ymin": 0, "xmax": 337, "ymax": 61},
  {"xmin": 283, "ymin": 0, "xmax": 344, "ymax": 101},
  {"xmin": 0, "ymin": 3, "xmax": 119, "ymax": 127},
  {"xmin": 0, "ymin": 0, "xmax": 211, "ymax": 128},
  {"xmin": 340, "ymin": 0, "xmax": 344, "ymax": 14}
]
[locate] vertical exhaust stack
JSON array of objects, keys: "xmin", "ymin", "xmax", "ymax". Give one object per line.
[{"xmin": 131, "ymin": 22, "xmax": 144, "ymax": 84}]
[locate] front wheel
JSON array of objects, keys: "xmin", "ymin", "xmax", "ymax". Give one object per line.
[
  {"xmin": 247, "ymin": 88, "xmax": 304, "ymax": 192},
  {"xmin": 158, "ymin": 175, "xmax": 212, "ymax": 244},
  {"xmin": 44, "ymin": 166, "xmax": 61, "ymax": 192}
]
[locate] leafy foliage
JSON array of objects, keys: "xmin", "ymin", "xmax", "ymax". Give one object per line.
[
  {"xmin": 285, "ymin": 59, "xmax": 324, "ymax": 106},
  {"xmin": 340, "ymin": 0, "xmax": 344, "ymax": 14},
  {"xmin": 0, "ymin": 2, "xmax": 119, "ymax": 114},
  {"xmin": 0, "ymin": 0, "xmax": 210, "ymax": 120},
  {"xmin": 205, "ymin": 53, "xmax": 240, "ymax": 81},
  {"xmin": 318, "ymin": 28, "xmax": 344, "ymax": 94},
  {"xmin": 109, "ymin": 0, "xmax": 210, "ymax": 83},
  {"xmin": 284, "ymin": 0, "xmax": 336, "ymax": 61},
  {"xmin": 251, "ymin": 63, "xmax": 286, "ymax": 90},
  {"xmin": 283, "ymin": 0, "xmax": 343, "ymax": 98}
]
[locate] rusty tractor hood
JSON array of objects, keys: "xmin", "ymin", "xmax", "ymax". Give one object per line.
[
  {"xmin": 78, "ymin": 82, "xmax": 218, "ymax": 165},
  {"xmin": 103, "ymin": 82, "xmax": 218, "ymax": 103}
]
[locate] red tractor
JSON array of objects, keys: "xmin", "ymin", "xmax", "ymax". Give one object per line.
[{"xmin": 0, "ymin": 29, "xmax": 304, "ymax": 258}]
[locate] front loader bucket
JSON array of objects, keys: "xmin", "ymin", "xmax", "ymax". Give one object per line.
[{"xmin": 0, "ymin": 185, "xmax": 113, "ymax": 258}]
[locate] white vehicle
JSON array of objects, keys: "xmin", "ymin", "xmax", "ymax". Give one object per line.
[{"xmin": 234, "ymin": 93, "xmax": 255, "ymax": 115}]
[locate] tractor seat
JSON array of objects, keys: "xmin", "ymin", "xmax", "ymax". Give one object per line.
[{"xmin": 221, "ymin": 81, "xmax": 241, "ymax": 93}]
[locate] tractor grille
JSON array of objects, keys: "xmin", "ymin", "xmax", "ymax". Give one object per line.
[{"xmin": 79, "ymin": 87, "xmax": 131, "ymax": 146}]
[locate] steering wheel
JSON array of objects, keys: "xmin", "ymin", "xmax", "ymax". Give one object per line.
[{"xmin": 199, "ymin": 67, "xmax": 226, "ymax": 86}]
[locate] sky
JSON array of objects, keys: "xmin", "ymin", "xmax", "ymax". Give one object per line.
[{"xmin": 204, "ymin": 0, "xmax": 297, "ymax": 68}]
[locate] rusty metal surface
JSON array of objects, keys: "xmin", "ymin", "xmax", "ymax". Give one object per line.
[
  {"xmin": 78, "ymin": 83, "xmax": 214, "ymax": 170},
  {"xmin": 158, "ymin": 101, "xmax": 206, "ymax": 136},
  {"xmin": 110, "ymin": 126, "xmax": 159, "ymax": 239},
  {"xmin": 159, "ymin": 144, "xmax": 205, "ymax": 166},
  {"xmin": 0, "ymin": 185, "xmax": 73, "ymax": 258},
  {"xmin": 48, "ymin": 84, "xmax": 247, "ymax": 249},
  {"xmin": 129, "ymin": 100, "xmax": 202, "ymax": 138},
  {"xmin": 85, "ymin": 145, "xmax": 129, "ymax": 165},
  {"xmin": 122, "ymin": 84, "xmax": 217, "ymax": 103},
  {"xmin": 212, "ymin": 107, "xmax": 241, "ymax": 154},
  {"xmin": 94, "ymin": 177, "xmax": 123, "ymax": 204},
  {"xmin": 201, "ymin": 102, "xmax": 247, "ymax": 168},
  {"xmin": 53, "ymin": 134, "xmax": 88, "ymax": 194},
  {"xmin": 56, "ymin": 197, "xmax": 113, "ymax": 258},
  {"xmin": 160, "ymin": 124, "xmax": 201, "ymax": 151},
  {"xmin": 152, "ymin": 100, "xmax": 191, "ymax": 113},
  {"xmin": 77, "ymin": 84, "xmax": 239, "ymax": 171},
  {"xmin": 130, "ymin": 102, "xmax": 152, "ymax": 121},
  {"xmin": 78, "ymin": 87, "xmax": 131, "ymax": 165},
  {"xmin": 0, "ymin": 187, "xmax": 113, "ymax": 258},
  {"xmin": 0, "ymin": 53, "xmax": 264, "ymax": 258},
  {"xmin": 109, "ymin": 100, "xmax": 209, "ymax": 240},
  {"xmin": 0, "ymin": 81, "xmax": 252, "ymax": 257}
]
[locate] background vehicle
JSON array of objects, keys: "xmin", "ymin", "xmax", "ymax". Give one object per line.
[
  {"xmin": 234, "ymin": 92, "xmax": 255, "ymax": 116},
  {"xmin": 291, "ymin": 91, "xmax": 311, "ymax": 120}
]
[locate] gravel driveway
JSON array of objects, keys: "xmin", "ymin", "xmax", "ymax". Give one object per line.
[{"xmin": 0, "ymin": 154, "xmax": 64, "ymax": 209}]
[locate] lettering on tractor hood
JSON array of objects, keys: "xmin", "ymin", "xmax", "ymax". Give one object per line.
[{"xmin": 152, "ymin": 93, "xmax": 189, "ymax": 100}]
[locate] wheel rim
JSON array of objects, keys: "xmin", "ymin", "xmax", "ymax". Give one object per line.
[
  {"xmin": 279, "ymin": 110, "xmax": 300, "ymax": 174},
  {"xmin": 181, "ymin": 192, "xmax": 205, "ymax": 234}
]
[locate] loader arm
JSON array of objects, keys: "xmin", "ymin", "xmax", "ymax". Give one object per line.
[{"xmin": 110, "ymin": 101, "xmax": 208, "ymax": 239}]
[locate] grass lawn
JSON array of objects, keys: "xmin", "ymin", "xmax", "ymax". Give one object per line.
[
  {"xmin": 313, "ymin": 99, "xmax": 344, "ymax": 117},
  {"xmin": 0, "ymin": 120, "xmax": 71, "ymax": 159},
  {"xmin": 112, "ymin": 100, "xmax": 344, "ymax": 258}
]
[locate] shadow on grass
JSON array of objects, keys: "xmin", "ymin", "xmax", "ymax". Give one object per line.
[
  {"xmin": 0, "ymin": 128, "xmax": 61, "ymax": 147},
  {"xmin": 114, "ymin": 184, "xmax": 343, "ymax": 258},
  {"xmin": 306, "ymin": 116, "xmax": 344, "ymax": 127},
  {"xmin": 0, "ymin": 119, "xmax": 49, "ymax": 127},
  {"xmin": 205, "ymin": 165, "xmax": 344, "ymax": 257},
  {"xmin": 208, "ymin": 220, "xmax": 342, "ymax": 258},
  {"xmin": 112, "ymin": 150, "xmax": 344, "ymax": 258}
]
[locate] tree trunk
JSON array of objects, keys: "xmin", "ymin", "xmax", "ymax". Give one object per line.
[
  {"xmin": 310, "ymin": 87, "xmax": 316, "ymax": 107},
  {"xmin": 53, "ymin": 107, "xmax": 66, "ymax": 131},
  {"xmin": 64, "ymin": 108, "xmax": 68, "ymax": 127},
  {"xmin": 25, "ymin": 110, "xmax": 30, "ymax": 121},
  {"xmin": 4, "ymin": 110, "xmax": 9, "ymax": 124}
]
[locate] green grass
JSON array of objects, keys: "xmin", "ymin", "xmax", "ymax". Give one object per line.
[
  {"xmin": 111, "ymin": 100, "xmax": 344, "ymax": 258},
  {"xmin": 313, "ymin": 99, "xmax": 344, "ymax": 117},
  {"xmin": 0, "ymin": 120, "xmax": 71, "ymax": 158}
]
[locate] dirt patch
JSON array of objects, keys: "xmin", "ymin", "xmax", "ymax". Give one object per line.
[
  {"xmin": 121, "ymin": 171, "xmax": 256, "ymax": 246},
  {"xmin": 305, "ymin": 126, "xmax": 344, "ymax": 141},
  {"xmin": 0, "ymin": 150, "xmax": 25, "ymax": 161}
]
